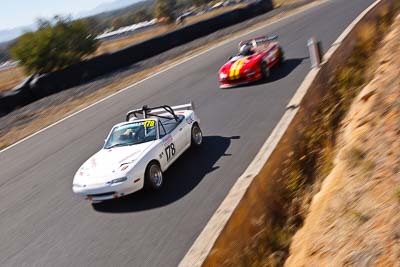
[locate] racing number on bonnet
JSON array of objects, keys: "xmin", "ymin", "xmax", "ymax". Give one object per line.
[{"xmin": 165, "ymin": 143, "xmax": 176, "ymax": 161}]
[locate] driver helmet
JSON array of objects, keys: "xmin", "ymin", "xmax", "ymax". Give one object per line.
[
  {"xmin": 239, "ymin": 44, "xmax": 253, "ymax": 56},
  {"xmin": 119, "ymin": 129, "xmax": 136, "ymax": 142}
]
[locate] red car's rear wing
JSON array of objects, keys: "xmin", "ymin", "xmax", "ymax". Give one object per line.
[{"xmin": 238, "ymin": 35, "xmax": 278, "ymax": 49}]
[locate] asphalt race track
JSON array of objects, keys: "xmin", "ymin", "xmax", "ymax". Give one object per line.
[{"xmin": 0, "ymin": 0, "xmax": 375, "ymax": 266}]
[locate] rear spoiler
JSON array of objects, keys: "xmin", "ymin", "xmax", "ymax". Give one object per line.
[
  {"xmin": 238, "ymin": 35, "xmax": 278, "ymax": 48},
  {"xmin": 126, "ymin": 102, "xmax": 195, "ymax": 122}
]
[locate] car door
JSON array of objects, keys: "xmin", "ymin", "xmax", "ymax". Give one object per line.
[
  {"xmin": 159, "ymin": 117, "xmax": 186, "ymax": 168},
  {"xmin": 265, "ymin": 44, "xmax": 279, "ymax": 66},
  {"xmin": 170, "ymin": 117, "xmax": 187, "ymax": 155},
  {"xmin": 157, "ymin": 121, "xmax": 170, "ymax": 170}
]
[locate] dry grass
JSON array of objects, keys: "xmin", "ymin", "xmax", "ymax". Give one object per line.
[
  {"xmin": 185, "ymin": 4, "xmax": 247, "ymax": 24},
  {"xmin": 287, "ymin": 10, "xmax": 400, "ymax": 266},
  {"xmin": 0, "ymin": 0, "xmax": 318, "ymax": 150},
  {"xmin": 284, "ymin": 9, "xmax": 395, "ymax": 197},
  {"xmin": 273, "ymin": 0, "xmax": 306, "ymax": 7},
  {"xmin": 95, "ymin": 4, "xmax": 246, "ymax": 56},
  {"xmin": 395, "ymin": 186, "xmax": 400, "ymax": 199},
  {"xmin": 95, "ymin": 25, "xmax": 174, "ymax": 55},
  {"xmin": 0, "ymin": 66, "xmax": 26, "ymax": 93},
  {"xmin": 346, "ymin": 146, "xmax": 366, "ymax": 169}
]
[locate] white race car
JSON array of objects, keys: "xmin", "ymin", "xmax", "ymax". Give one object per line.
[{"xmin": 72, "ymin": 103, "xmax": 203, "ymax": 202}]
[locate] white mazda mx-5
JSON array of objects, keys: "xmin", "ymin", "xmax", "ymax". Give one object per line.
[{"xmin": 72, "ymin": 103, "xmax": 203, "ymax": 202}]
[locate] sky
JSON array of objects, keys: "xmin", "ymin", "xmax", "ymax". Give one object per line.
[{"xmin": 0, "ymin": 0, "xmax": 111, "ymax": 31}]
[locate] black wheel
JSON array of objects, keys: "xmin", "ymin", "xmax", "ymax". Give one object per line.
[
  {"xmin": 191, "ymin": 123, "xmax": 203, "ymax": 147},
  {"xmin": 260, "ymin": 60, "xmax": 270, "ymax": 79},
  {"xmin": 278, "ymin": 47, "xmax": 285, "ymax": 64},
  {"xmin": 144, "ymin": 161, "xmax": 163, "ymax": 190}
]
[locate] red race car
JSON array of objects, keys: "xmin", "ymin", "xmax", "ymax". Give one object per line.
[{"xmin": 218, "ymin": 35, "xmax": 284, "ymax": 88}]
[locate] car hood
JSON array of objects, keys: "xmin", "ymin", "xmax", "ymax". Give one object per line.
[
  {"xmin": 219, "ymin": 54, "xmax": 261, "ymax": 75},
  {"xmin": 73, "ymin": 141, "xmax": 154, "ymax": 185}
]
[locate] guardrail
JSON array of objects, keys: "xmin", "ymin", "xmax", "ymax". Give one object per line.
[{"xmin": 178, "ymin": 0, "xmax": 394, "ymax": 266}]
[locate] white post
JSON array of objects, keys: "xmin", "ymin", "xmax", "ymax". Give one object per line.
[{"xmin": 307, "ymin": 37, "xmax": 321, "ymax": 68}]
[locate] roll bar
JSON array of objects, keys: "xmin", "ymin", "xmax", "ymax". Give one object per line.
[{"xmin": 126, "ymin": 102, "xmax": 194, "ymax": 122}]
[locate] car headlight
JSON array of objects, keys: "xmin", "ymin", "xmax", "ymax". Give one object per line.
[
  {"xmin": 219, "ymin": 72, "xmax": 228, "ymax": 80},
  {"xmin": 120, "ymin": 160, "xmax": 137, "ymax": 171},
  {"xmin": 107, "ymin": 177, "xmax": 128, "ymax": 185},
  {"xmin": 120, "ymin": 164, "xmax": 130, "ymax": 171}
]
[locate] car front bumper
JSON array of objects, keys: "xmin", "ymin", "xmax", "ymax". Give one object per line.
[
  {"xmin": 73, "ymin": 179, "xmax": 142, "ymax": 202},
  {"xmin": 219, "ymin": 72, "xmax": 262, "ymax": 88}
]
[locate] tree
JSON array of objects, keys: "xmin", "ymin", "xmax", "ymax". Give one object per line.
[
  {"xmin": 11, "ymin": 16, "xmax": 98, "ymax": 74},
  {"xmin": 111, "ymin": 16, "xmax": 126, "ymax": 29},
  {"xmin": 85, "ymin": 17, "xmax": 105, "ymax": 34},
  {"xmin": 154, "ymin": 0, "xmax": 177, "ymax": 22},
  {"xmin": 192, "ymin": 0, "xmax": 207, "ymax": 7},
  {"xmin": 132, "ymin": 8, "xmax": 153, "ymax": 23}
]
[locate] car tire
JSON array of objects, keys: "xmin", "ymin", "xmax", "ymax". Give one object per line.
[
  {"xmin": 260, "ymin": 60, "xmax": 270, "ymax": 79},
  {"xmin": 191, "ymin": 123, "xmax": 203, "ymax": 148},
  {"xmin": 278, "ymin": 47, "xmax": 285, "ymax": 64},
  {"xmin": 144, "ymin": 161, "xmax": 163, "ymax": 191}
]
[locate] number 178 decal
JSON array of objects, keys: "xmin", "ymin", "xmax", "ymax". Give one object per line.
[{"xmin": 165, "ymin": 143, "xmax": 176, "ymax": 161}]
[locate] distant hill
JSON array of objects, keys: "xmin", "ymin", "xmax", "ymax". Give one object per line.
[
  {"xmin": 0, "ymin": 0, "xmax": 154, "ymax": 43},
  {"xmin": 0, "ymin": 26, "xmax": 33, "ymax": 43},
  {"xmin": 0, "ymin": 0, "xmax": 191, "ymax": 56},
  {"xmin": 82, "ymin": 0, "xmax": 156, "ymax": 34}
]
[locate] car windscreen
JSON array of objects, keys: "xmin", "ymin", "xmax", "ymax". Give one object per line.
[{"xmin": 104, "ymin": 120, "xmax": 157, "ymax": 149}]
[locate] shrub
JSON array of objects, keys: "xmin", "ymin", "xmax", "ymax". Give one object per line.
[{"xmin": 11, "ymin": 16, "xmax": 98, "ymax": 74}]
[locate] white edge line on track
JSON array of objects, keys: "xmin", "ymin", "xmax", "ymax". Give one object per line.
[
  {"xmin": 178, "ymin": 0, "xmax": 382, "ymax": 266},
  {"xmin": 0, "ymin": 0, "xmax": 325, "ymax": 154}
]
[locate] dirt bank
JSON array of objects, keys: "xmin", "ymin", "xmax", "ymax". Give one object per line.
[{"xmin": 286, "ymin": 13, "xmax": 400, "ymax": 267}]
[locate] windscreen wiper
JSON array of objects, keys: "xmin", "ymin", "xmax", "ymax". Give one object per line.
[{"xmin": 105, "ymin": 143, "xmax": 128, "ymax": 149}]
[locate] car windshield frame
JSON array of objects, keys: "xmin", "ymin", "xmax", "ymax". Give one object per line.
[{"xmin": 104, "ymin": 119, "xmax": 159, "ymax": 149}]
